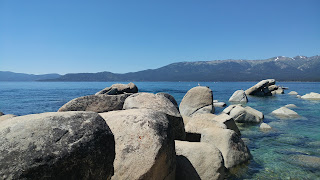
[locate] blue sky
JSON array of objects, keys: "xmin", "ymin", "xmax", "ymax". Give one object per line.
[{"xmin": 0, "ymin": 0, "xmax": 319, "ymax": 74}]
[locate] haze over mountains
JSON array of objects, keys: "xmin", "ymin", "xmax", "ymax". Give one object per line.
[{"xmin": 1, "ymin": 55, "xmax": 320, "ymax": 82}]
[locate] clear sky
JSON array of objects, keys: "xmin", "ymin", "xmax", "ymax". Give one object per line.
[{"xmin": 0, "ymin": 0, "xmax": 319, "ymax": 75}]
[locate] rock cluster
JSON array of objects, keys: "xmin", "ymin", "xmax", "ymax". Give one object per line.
[
  {"xmin": 222, "ymin": 104, "xmax": 264, "ymax": 123},
  {"xmin": 1, "ymin": 83, "xmax": 265, "ymax": 179},
  {"xmin": 245, "ymin": 79, "xmax": 284, "ymax": 96}
]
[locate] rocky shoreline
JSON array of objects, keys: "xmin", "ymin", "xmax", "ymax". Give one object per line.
[{"xmin": 1, "ymin": 80, "xmax": 320, "ymax": 179}]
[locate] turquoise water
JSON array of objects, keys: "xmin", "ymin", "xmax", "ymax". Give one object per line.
[{"xmin": 1, "ymin": 81, "xmax": 320, "ymax": 179}]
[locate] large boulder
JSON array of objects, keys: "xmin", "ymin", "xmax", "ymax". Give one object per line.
[
  {"xmin": 201, "ymin": 127, "xmax": 251, "ymax": 169},
  {"xmin": 179, "ymin": 86, "xmax": 214, "ymax": 117},
  {"xmin": 271, "ymin": 107, "xmax": 299, "ymax": 118},
  {"xmin": 175, "ymin": 141, "xmax": 225, "ymax": 180},
  {"xmin": 156, "ymin": 92, "xmax": 179, "ymax": 110},
  {"xmin": 229, "ymin": 90, "xmax": 248, "ymax": 103},
  {"xmin": 0, "ymin": 114, "xmax": 16, "ymax": 121},
  {"xmin": 301, "ymin": 92, "xmax": 320, "ymax": 100},
  {"xmin": 222, "ymin": 105, "xmax": 263, "ymax": 123},
  {"xmin": 0, "ymin": 112, "xmax": 115, "ymax": 180},
  {"xmin": 245, "ymin": 79, "xmax": 278, "ymax": 96},
  {"xmin": 184, "ymin": 113, "xmax": 240, "ymax": 136},
  {"xmin": 99, "ymin": 109, "xmax": 176, "ymax": 180},
  {"xmin": 123, "ymin": 93, "xmax": 185, "ymax": 140},
  {"xmin": 96, "ymin": 82, "xmax": 138, "ymax": 95},
  {"xmin": 58, "ymin": 94, "xmax": 131, "ymax": 113}
]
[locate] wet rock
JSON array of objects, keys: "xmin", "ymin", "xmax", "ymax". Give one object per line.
[
  {"xmin": 179, "ymin": 86, "xmax": 214, "ymax": 117},
  {"xmin": 201, "ymin": 127, "xmax": 251, "ymax": 168},
  {"xmin": 175, "ymin": 141, "xmax": 225, "ymax": 180},
  {"xmin": 99, "ymin": 109, "xmax": 176, "ymax": 180},
  {"xmin": 229, "ymin": 90, "xmax": 248, "ymax": 103},
  {"xmin": 222, "ymin": 105, "xmax": 263, "ymax": 123},
  {"xmin": 301, "ymin": 92, "xmax": 320, "ymax": 100},
  {"xmin": 0, "ymin": 112, "xmax": 115, "ymax": 180},
  {"xmin": 58, "ymin": 94, "xmax": 131, "ymax": 113},
  {"xmin": 123, "ymin": 93, "xmax": 185, "ymax": 140}
]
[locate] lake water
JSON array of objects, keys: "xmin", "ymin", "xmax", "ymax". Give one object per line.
[{"xmin": 1, "ymin": 81, "xmax": 320, "ymax": 179}]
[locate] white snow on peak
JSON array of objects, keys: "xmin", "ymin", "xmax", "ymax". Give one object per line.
[{"xmin": 275, "ymin": 57, "xmax": 279, "ymax": 61}]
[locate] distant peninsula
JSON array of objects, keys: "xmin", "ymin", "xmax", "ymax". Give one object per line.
[{"xmin": 1, "ymin": 55, "xmax": 320, "ymax": 82}]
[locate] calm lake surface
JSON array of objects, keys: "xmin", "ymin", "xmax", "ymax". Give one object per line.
[{"xmin": 1, "ymin": 81, "xmax": 320, "ymax": 179}]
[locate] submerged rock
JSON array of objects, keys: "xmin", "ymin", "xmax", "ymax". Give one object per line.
[
  {"xmin": 58, "ymin": 94, "xmax": 131, "ymax": 113},
  {"xmin": 222, "ymin": 105, "xmax": 263, "ymax": 123},
  {"xmin": 285, "ymin": 104, "xmax": 298, "ymax": 109},
  {"xmin": 123, "ymin": 93, "xmax": 185, "ymax": 140},
  {"xmin": 201, "ymin": 127, "xmax": 251, "ymax": 169},
  {"xmin": 271, "ymin": 107, "xmax": 299, "ymax": 118},
  {"xmin": 0, "ymin": 112, "xmax": 115, "ymax": 180},
  {"xmin": 229, "ymin": 90, "xmax": 248, "ymax": 103},
  {"xmin": 99, "ymin": 109, "xmax": 176, "ymax": 180},
  {"xmin": 179, "ymin": 86, "xmax": 214, "ymax": 117},
  {"xmin": 301, "ymin": 92, "xmax": 320, "ymax": 100},
  {"xmin": 288, "ymin": 154, "xmax": 320, "ymax": 169},
  {"xmin": 175, "ymin": 141, "xmax": 225, "ymax": 180}
]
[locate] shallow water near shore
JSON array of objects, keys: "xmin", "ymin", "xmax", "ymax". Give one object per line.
[{"xmin": 1, "ymin": 81, "xmax": 320, "ymax": 179}]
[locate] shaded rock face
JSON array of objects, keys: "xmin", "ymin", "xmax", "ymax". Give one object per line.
[
  {"xmin": 58, "ymin": 94, "xmax": 131, "ymax": 113},
  {"xmin": 0, "ymin": 114, "xmax": 16, "ymax": 121},
  {"xmin": 123, "ymin": 93, "xmax": 186, "ymax": 140},
  {"xmin": 229, "ymin": 90, "xmax": 248, "ymax": 103},
  {"xmin": 99, "ymin": 109, "xmax": 176, "ymax": 180},
  {"xmin": 0, "ymin": 112, "xmax": 3, "ymax": 116},
  {"xmin": 223, "ymin": 105, "xmax": 263, "ymax": 123},
  {"xmin": 301, "ymin": 92, "xmax": 320, "ymax": 100},
  {"xmin": 179, "ymin": 86, "xmax": 214, "ymax": 117},
  {"xmin": 175, "ymin": 141, "xmax": 225, "ymax": 180},
  {"xmin": 95, "ymin": 82, "xmax": 138, "ymax": 95},
  {"xmin": 0, "ymin": 112, "xmax": 115, "ymax": 180},
  {"xmin": 245, "ymin": 79, "xmax": 282, "ymax": 96},
  {"xmin": 201, "ymin": 128, "xmax": 251, "ymax": 169},
  {"xmin": 271, "ymin": 107, "xmax": 299, "ymax": 118}
]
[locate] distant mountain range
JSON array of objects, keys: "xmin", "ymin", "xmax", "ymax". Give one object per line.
[
  {"xmin": 1, "ymin": 55, "xmax": 320, "ymax": 82},
  {"xmin": 0, "ymin": 71, "xmax": 61, "ymax": 81}
]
